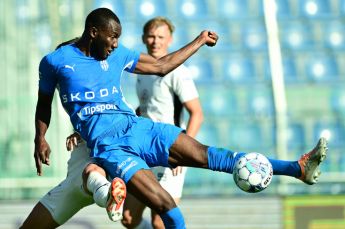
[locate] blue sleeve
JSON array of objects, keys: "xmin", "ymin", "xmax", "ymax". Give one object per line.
[
  {"xmin": 38, "ymin": 55, "xmax": 57, "ymax": 95},
  {"xmin": 117, "ymin": 44, "xmax": 140, "ymax": 73},
  {"xmin": 125, "ymin": 51, "xmax": 139, "ymax": 73}
]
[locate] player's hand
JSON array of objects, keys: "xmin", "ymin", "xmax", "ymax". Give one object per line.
[
  {"xmin": 66, "ymin": 132, "xmax": 82, "ymax": 151},
  {"xmin": 200, "ymin": 30, "xmax": 218, "ymax": 47},
  {"xmin": 34, "ymin": 137, "xmax": 51, "ymax": 176},
  {"xmin": 171, "ymin": 166, "xmax": 183, "ymax": 176}
]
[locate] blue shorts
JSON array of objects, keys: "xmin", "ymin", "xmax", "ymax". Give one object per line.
[{"xmin": 91, "ymin": 115, "xmax": 183, "ymax": 183}]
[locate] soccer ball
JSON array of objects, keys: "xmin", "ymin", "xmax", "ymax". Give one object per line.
[{"xmin": 233, "ymin": 152, "xmax": 273, "ymax": 193}]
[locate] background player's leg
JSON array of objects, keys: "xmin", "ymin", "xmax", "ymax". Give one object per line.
[
  {"xmin": 127, "ymin": 169, "xmax": 185, "ymax": 229},
  {"xmin": 121, "ymin": 192, "xmax": 147, "ymax": 228},
  {"xmin": 151, "ymin": 196, "xmax": 181, "ymax": 229},
  {"xmin": 19, "ymin": 202, "xmax": 59, "ymax": 229}
]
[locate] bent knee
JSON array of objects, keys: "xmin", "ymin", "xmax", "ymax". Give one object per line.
[{"xmin": 83, "ymin": 163, "xmax": 106, "ymax": 177}]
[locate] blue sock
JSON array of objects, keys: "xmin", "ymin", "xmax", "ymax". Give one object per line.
[
  {"xmin": 207, "ymin": 147, "xmax": 245, "ymax": 173},
  {"xmin": 207, "ymin": 146, "xmax": 302, "ymax": 178},
  {"xmin": 269, "ymin": 159, "xmax": 301, "ymax": 177},
  {"xmin": 160, "ymin": 207, "xmax": 186, "ymax": 229}
]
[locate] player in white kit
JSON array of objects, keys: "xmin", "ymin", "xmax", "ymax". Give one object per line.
[{"xmin": 121, "ymin": 17, "xmax": 203, "ymax": 229}]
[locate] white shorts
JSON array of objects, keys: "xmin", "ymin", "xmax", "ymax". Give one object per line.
[
  {"xmin": 40, "ymin": 142, "xmax": 186, "ymax": 224},
  {"xmin": 151, "ymin": 166, "xmax": 187, "ymax": 199},
  {"xmin": 39, "ymin": 142, "xmax": 94, "ymax": 225}
]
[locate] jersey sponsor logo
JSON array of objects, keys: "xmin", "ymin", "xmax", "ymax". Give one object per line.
[
  {"xmin": 100, "ymin": 60, "xmax": 109, "ymax": 71},
  {"xmin": 77, "ymin": 103, "xmax": 118, "ymax": 117},
  {"xmin": 64, "ymin": 64, "xmax": 75, "ymax": 72},
  {"xmin": 61, "ymin": 86, "xmax": 119, "ymax": 103}
]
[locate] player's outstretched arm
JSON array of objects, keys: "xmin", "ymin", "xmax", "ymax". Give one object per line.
[
  {"xmin": 134, "ymin": 30, "xmax": 218, "ymax": 76},
  {"xmin": 34, "ymin": 91, "xmax": 53, "ymax": 176}
]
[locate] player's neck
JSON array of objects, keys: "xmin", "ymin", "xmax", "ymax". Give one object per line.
[{"xmin": 75, "ymin": 36, "xmax": 92, "ymax": 57}]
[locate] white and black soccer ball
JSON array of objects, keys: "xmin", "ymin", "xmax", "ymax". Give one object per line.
[{"xmin": 233, "ymin": 152, "xmax": 273, "ymax": 193}]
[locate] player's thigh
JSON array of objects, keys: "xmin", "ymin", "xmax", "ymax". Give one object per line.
[
  {"xmin": 20, "ymin": 202, "xmax": 59, "ymax": 229},
  {"xmin": 168, "ymin": 133, "xmax": 208, "ymax": 168},
  {"xmin": 39, "ymin": 178, "xmax": 94, "ymax": 225},
  {"xmin": 127, "ymin": 169, "xmax": 176, "ymax": 214}
]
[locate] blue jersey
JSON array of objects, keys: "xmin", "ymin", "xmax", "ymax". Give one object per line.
[{"xmin": 39, "ymin": 43, "xmax": 140, "ymax": 145}]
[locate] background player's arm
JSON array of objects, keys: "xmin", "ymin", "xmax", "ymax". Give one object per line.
[
  {"xmin": 171, "ymin": 98, "xmax": 203, "ymax": 176},
  {"xmin": 34, "ymin": 91, "xmax": 54, "ymax": 176},
  {"xmin": 183, "ymin": 98, "xmax": 203, "ymax": 138},
  {"xmin": 66, "ymin": 132, "xmax": 83, "ymax": 151},
  {"xmin": 133, "ymin": 31, "xmax": 217, "ymax": 76}
]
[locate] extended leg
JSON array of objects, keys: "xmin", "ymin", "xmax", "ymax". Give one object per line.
[{"xmin": 168, "ymin": 133, "xmax": 328, "ymax": 184}]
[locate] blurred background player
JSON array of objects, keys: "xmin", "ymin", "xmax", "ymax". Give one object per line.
[{"xmin": 121, "ymin": 17, "xmax": 203, "ymax": 229}]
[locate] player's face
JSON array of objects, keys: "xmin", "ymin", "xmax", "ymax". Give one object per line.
[
  {"xmin": 92, "ymin": 20, "xmax": 121, "ymax": 60},
  {"xmin": 142, "ymin": 24, "xmax": 172, "ymax": 59}
]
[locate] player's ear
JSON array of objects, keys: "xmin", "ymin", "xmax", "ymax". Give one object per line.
[
  {"xmin": 142, "ymin": 34, "xmax": 146, "ymax": 44},
  {"xmin": 89, "ymin": 27, "xmax": 98, "ymax": 38}
]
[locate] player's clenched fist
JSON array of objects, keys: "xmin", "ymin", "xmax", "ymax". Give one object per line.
[
  {"xmin": 198, "ymin": 30, "xmax": 218, "ymax": 47},
  {"xmin": 206, "ymin": 31, "xmax": 218, "ymax": 47}
]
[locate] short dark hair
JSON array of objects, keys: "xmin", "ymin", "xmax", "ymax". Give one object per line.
[
  {"xmin": 85, "ymin": 8, "xmax": 121, "ymax": 30},
  {"xmin": 55, "ymin": 37, "xmax": 79, "ymax": 50}
]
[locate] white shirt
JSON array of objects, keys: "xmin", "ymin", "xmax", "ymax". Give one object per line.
[{"xmin": 136, "ymin": 64, "xmax": 199, "ymax": 125}]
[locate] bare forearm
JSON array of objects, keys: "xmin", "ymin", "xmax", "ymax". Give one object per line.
[
  {"xmin": 134, "ymin": 30, "xmax": 218, "ymax": 76},
  {"xmin": 155, "ymin": 36, "xmax": 206, "ymax": 76},
  {"xmin": 186, "ymin": 111, "xmax": 203, "ymax": 138},
  {"xmin": 35, "ymin": 119, "xmax": 49, "ymax": 141}
]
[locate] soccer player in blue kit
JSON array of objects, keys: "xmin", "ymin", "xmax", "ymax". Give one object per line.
[{"xmin": 34, "ymin": 8, "xmax": 328, "ymax": 229}]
